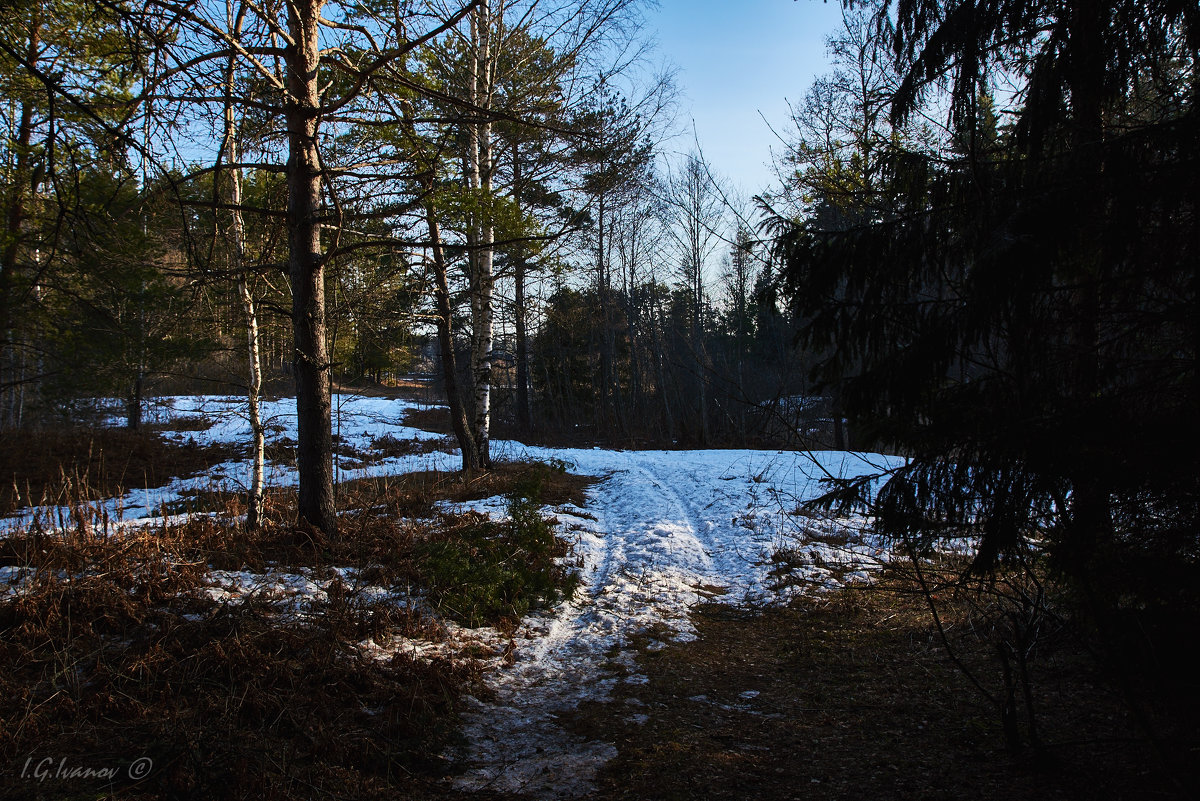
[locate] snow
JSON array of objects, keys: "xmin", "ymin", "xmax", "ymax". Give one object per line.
[
  {"xmin": 1, "ymin": 393, "xmax": 911, "ymax": 797},
  {"xmin": 443, "ymin": 444, "xmax": 903, "ymax": 797},
  {"xmin": 202, "ymin": 568, "xmax": 334, "ymax": 612},
  {"xmin": 0, "ymin": 565, "xmax": 37, "ymax": 599},
  {"xmin": 1, "ymin": 394, "xmax": 457, "ymax": 532}
]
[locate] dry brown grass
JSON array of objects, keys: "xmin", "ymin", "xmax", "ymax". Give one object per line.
[
  {"xmin": 346, "ymin": 460, "xmax": 592, "ymax": 509},
  {"xmin": 401, "ymin": 406, "xmax": 456, "ymax": 436},
  {"xmin": 368, "ymin": 432, "xmax": 453, "ymax": 459},
  {"xmin": 0, "ymin": 519, "xmax": 469, "ymax": 799},
  {"xmin": 0, "ymin": 459, "xmax": 594, "ymax": 800},
  {"xmin": 573, "ymin": 572, "xmax": 1194, "ymax": 801},
  {"xmin": 263, "ymin": 432, "xmax": 453, "ymax": 471},
  {"xmin": 0, "ymin": 426, "xmax": 239, "ymax": 516},
  {"xmin": 333, "ymin": 378, "xmax": 438, "ymax": 399}
]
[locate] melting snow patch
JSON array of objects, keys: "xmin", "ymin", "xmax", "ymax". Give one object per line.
[
  {"xmin": 202, "ymin": 569, "xmax": 329, "ymax": 612},
  {"xmin": 446, "ymin": 446, "xmax": 906, "ymax": 798},
  {"xmin": 1, "ymin": 394, "xmax": 457, "ymax": 534},
  {"xmin": 435, "ymin": 495, "xmax": 511, "ymax": 519},
  {"xmin": 0, "ymin": 565, "xmax": 34, "ymax": 598}
]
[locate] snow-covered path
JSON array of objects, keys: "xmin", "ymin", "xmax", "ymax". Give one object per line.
[{"xmin": 451, "ymin": 445, "xmax": 902, "ymax": 797}]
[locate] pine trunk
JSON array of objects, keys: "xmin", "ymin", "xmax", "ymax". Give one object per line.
[
  {"xmin": 286, "ymin": 0, "xmax": 336, "ymax": 535},
  {"xmin": 424, "ymin": 194, "xmax": 480, "ymax": 472}
]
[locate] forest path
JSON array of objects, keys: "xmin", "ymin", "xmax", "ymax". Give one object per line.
[
  {"xmin": 449, "ymin": 450, "xmax": 731, "ymax": 797},
  {"xmin": 448, "ymin": 446, "xmax": 897, "ymax": 798}
]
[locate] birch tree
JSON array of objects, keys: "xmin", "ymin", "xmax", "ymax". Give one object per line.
[
  {"xmin": 217, "ymin": 0, "xmax": 265, "ymax": 530},
  {"xmin": 465, "ymin": 0, "xmax": 498, "ymax": 468}
]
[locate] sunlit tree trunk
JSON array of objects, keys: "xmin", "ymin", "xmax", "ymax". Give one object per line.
[
  {"xmin": 467, "ymin": 0, "xmax": 496, "ymax": 468},
  {"xmin": 238, "ymin": 276, "xmax": 266, "ymax": 528},
  {"xmin": 221, "ymin": 3, "xmax": 265, "ymax": 530},
  {"xmin": 423, "ymin": 181, "xmax": 480, "ymax": 471},
  {"xmin": 285, "ymin": 0, "xmax": 336, "ymax": 534}
]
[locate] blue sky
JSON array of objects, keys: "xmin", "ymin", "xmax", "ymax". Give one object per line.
[{"xmin": 648, "ymin": 0, "xmax": 847, "ymax": 195}]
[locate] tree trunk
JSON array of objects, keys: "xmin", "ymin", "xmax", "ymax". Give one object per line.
[
  {"xmin": 694, "ymin": 313, "xmax": 710, "ymax": 446},
  {"xmin": 515, "ymin": 253, "xmax": 531, "ymax": 433},
  {"xmin": 467, "ymin": 0, "xmax": 495, "ymax": 469},
  {"xmin": 230, "ymin": 149, "xmax": 265, "ymax": 531},
  {"xmin": 596, "ymin": 192, "xmax": 609, "ymax": 426},
  {"xmin": 622, "ymin": 220, "xmax": 644, "ymax": 430},
  {"xmin": 626, "ymin": 292, "xmax": 641, "ymax": 428},
  {"xmin": 651, "ymin": 310, "xmax": 675, "ymax": 440},
  {"xmin": 424, "ymin": 191, "xmax": 480, "ymax": 472},
  {"xmin": 286, "ymin": 0, "xmax": 336, "ymax": 535},
  {"xmin": 512, "ymin": 144, "xmax": 532, "ymax": 434},
  {"xmin": 832, "ymin": 397, "xmax": 846, "ymax": 450},
  {"xmin": 239, "ymin": 278, "xmax": 266, "ymax": 529},
  {"xmin": 126, "ymin": 376, "xmax": 143, "ymax": 431},
  {"xmin": 222, "ymin": 9, "xmax": 266, "ymax": 531}
]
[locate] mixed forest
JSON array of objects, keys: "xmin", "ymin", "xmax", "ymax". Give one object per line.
[{"xmin": 1, "ymin": 0, "xmax": 1198, "ymax": 797}]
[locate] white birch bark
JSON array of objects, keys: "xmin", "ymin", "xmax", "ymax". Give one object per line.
[
  {"xmin": 467, "ymin": 0, "xmax": 496, "ymax": 468},
  {"xmin": 238, "ymin": 273, "xmax": 266, "ymax": 530},
  {"xmin": 224, "ymin": 1, "xmax": 265, "ymax": 529}
]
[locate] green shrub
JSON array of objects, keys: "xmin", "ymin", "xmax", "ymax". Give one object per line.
[{"xmin": 418, "ymin": 486, "xmax": 579, "ymax": 628}]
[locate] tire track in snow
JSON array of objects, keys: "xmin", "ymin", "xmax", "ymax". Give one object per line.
[
  {"xmin": 449, "ymin": 453, "xmax": 730, "ymax": 797},
  {"xmin": 625, "ymin": 453, "xmax": 721, "ymax": 584},
  {"xmin": 614, "ymin": 452, "xmax": 734, "ymax": 632}
]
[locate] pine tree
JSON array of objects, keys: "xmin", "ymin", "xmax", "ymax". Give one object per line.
[{"xmin": 774, "ymin": 0, "xmax": 1199, "ymax": 756}]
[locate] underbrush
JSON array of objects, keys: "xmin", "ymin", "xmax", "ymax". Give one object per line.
[
  {"xmin": 762, "ymin": 509, "xmax": 1200, "ymax": 796},
  {"xmin": 0, "ymin": 426, "xmax": 238, "ymax": 517},
  {"xmin": 266, "ymin": 432, "xmax": 453, "ymax": 470},
  {"xmin": 0, "ymin": 460, "xmax": 591, "ymax": 799}
]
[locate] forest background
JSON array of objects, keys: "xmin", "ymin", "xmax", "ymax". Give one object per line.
[{"xmin": 0, "ymin": 0, "xmax": 1197, "ymax": 793}]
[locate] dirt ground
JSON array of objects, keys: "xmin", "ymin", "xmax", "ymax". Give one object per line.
[{"xmin": 560, "ymin": 583, "xmax": 1192, "ymax": 801}]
